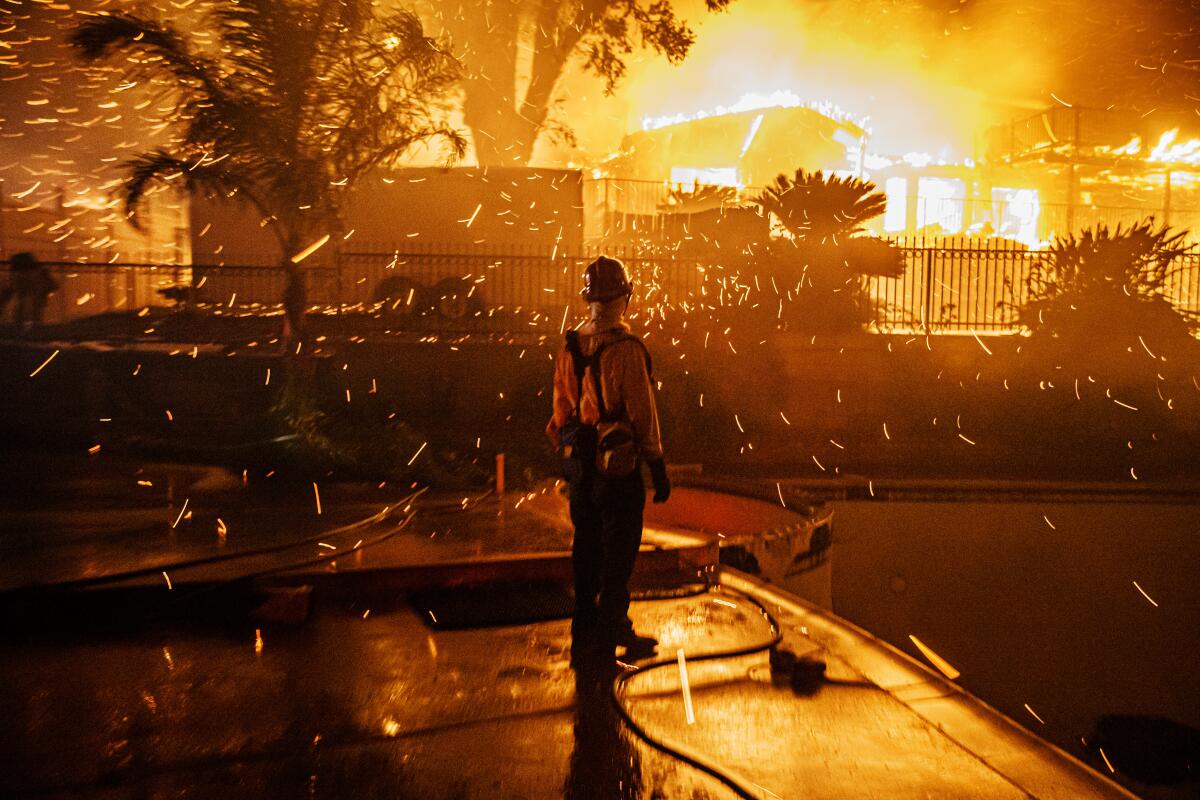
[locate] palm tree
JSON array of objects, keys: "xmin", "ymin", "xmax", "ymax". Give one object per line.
[
  {"xmin": 756, "ymin": 169, "xmax": 887, "ymax": 245},
  {"xmin": 753, "ymin": 169, "xmax": 902, "ymax": 332},
  {"xmin": 72, "ymin": 0, "xmax": 465, "ymax": 343},
  {"xmin": 1027, "ymin": 219, "xmax": 1192, "ymax": 312},
  {"xmin": 658, "ymin": 184, "xmax": 742, "ymax": 214}
]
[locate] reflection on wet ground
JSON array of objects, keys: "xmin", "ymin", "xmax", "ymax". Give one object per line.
[
  {"xmin": 0, "ymin": 455, "xmax": 578, "ymax": 591},
  {"xmin": 0, "ymin": 456, "xmax": 390, "ymax": 590},
  {"xmin": 0, "ymin": 593, "xmax": 731, "ymax": 799},
  {"xmin": 1, "ymin": 585, "xmax": 1074, "ymax": 799}
]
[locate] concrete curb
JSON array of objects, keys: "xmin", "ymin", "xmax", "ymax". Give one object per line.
[
  {"xmin": 265, "ymin": 537, "xmax": 720, "ymax": 598},
  {"xmin": 720, "ymin": 568, "xmax": 1141, "ymax": 800}
]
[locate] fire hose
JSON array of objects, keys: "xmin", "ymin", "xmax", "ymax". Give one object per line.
[{"xmin": 610, "ymin": 586, "xmax": 795, "ymax": 800}]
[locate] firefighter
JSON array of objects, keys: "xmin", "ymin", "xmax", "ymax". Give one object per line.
[{"xmin": 546, "ymin": 256, "xmax": 671, "ymax": 660}]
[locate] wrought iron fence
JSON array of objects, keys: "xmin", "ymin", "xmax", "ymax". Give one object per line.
[
  {"xmin": 4, "ymin": 239, "xmax": 1200, "ymax": 335},
  {"xmin": 869, "ymin": 236, "xmax": 1200, "ymax": 333},
  {"xmin": 869, "ymin": 237, "xmax": 1040, "ymax": 333}
]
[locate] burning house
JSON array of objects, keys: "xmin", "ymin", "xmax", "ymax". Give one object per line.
[
  {"xmin": 982, "ymin": 106, "xmax": 1200, "ymax": 239},
  {"xmin": 592, "ymin": 100, "xmax": 1200, "ymax": 249},
  {"xmin": 613, "ymin": 94, "xmax": 866, "ymax": 190},
  {"xmin": 866, "ymin": 106, "xmax": 1200, "ymax": 245},
  {"xmin": 589, "ymin": 94, "xmax": 866, "ymax": 242}
]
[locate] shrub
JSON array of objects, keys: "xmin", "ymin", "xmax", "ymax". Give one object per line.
[{"xmin": 1019, "ymin": 219, "xmax": 1200, "ymax": 427}]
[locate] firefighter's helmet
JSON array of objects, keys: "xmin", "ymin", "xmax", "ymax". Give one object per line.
[{"xmin": 580, "ymin": 256, "xmax": 632, "ymax": 303}]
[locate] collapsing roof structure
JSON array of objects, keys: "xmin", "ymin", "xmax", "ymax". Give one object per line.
[{"xmin": 611, "ymin": 105, "xmax": 867, "ymax": 189}]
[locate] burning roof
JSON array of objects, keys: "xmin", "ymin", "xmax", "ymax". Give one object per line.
[{"xmin": 610, "ymin": 102, "xmax": 866, "ymax": 188}]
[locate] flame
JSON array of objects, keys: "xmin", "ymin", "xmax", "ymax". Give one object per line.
[
  {"xmin": 640, "ymin": 90, "xmax": 865, "ymax": 132},
  {"xmin": 862, "ymin": 151, "xmax": 969, "ymax": 170},
  {"xmin": 1148, "ymin": 129, "xmax": 1200, "ymax": 166},
  {"xmin": 1107, "ymin": 130, "xmax": 1200, "ymax": 165},
  {"xmin": 1111, "ymin": 135, "xmax": 1142, "ymax": 156}
]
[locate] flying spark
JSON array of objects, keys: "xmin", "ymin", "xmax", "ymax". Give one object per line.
[
  {"xmin": 909, "ymin": 634, "xmax": 960, "ymax": 680},
  {"xmin": 171, "ymin": 498, "xmax": 189, "ymax": 529},
  {"xmin": 28, "ymin": 350, "xmax": 60, "ymax": 378},
  {"xmin": 1132, "ymin": 580, "xmax": 1159, "ymax": 607},
  {"xmin": 677, "ymin": 649, "xmax": 696, "ymax": 725}
]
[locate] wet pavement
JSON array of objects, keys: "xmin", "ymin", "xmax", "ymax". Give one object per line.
[
  {"xmin": 0, "ymin": 455, "xmax": 1137, "ymax": 799},
  {"xmin": 0, "ymin": 456, "xmax": 408, "ymax": 591},
  {"xmin": 0, "ymin": 592, "xmax": 733, "ymax": 799},
  {"xmin": 0, "ymin": 454, "xmax": 713, "ymax": 598},
  {"xmin": 0, "ymin": 576, "xmax": 1133, "ymax": 800}
]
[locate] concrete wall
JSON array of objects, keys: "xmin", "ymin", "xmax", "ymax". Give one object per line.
[
  {"xmin": 831, "ymin": 497, "xmax": 1200, "ymax": 796},
  {"xmin": 188, "ymin": 167, "xmax": 585, "ymax": 267}
]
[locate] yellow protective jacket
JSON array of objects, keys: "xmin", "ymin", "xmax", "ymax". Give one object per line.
[{"xmin": 545, "ymin": 321, "xmax": 664, "ymax": 461}]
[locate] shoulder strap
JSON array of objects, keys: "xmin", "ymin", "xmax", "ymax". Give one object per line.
[
  {"xmin": 586, "ymin": 332, "xmax": 655, "ymax": 422},
  {"xmin": 564, "ymin": 331, "xmax": 587, "ymax": 420}
]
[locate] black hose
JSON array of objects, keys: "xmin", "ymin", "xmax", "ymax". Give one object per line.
[
  {"xmin": 610, "ymin": 588, "xmax": 786, "ymax": 800},
  {"xmin": 6, "ymin": 489, "xmax": 423, "ymax": 595},
  {"xmin": 176, "ymin": 508, "xmax": 419, "ymax": 601}
]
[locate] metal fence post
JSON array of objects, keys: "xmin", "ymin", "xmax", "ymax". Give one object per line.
[
  {"xmin": 335, "ymin": 248, "xmax": 343, "ymax": 314},
  {"xmin": 921, "ymin": 246, "xmax": 934, "ymax": 334}
]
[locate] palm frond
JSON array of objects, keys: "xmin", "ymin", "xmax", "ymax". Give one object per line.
[
  {"xmin": 660, "ymin": 184, "xmax": 741, "ymax": 213},
  {"xmin": 121, "ymin": 151, "xmax": 190, "ymax": 230},
  {"xmin": 75, "ymin": 0, "xmax": 465, "ymax": 252},
  {"xmin": 317, "ymin": 7, "xmax": 465, "ymax": 180},
  {"xmin": 71, "ymin": 13, "xmax": 223, "ymax": 102},
  {"xmin": 122, "ymin": 150, "xmax": 258, "ymax": 230},
  {"xmin": 209, "ymin": 0, "xmax": 305, "ymax": 112},
  {"xmin": 1021, "ymin": 218, "xmax": 1198, "ymax": 342},
  {"xmin": 71, "ymin": 13, "xmax": 168, "ymax": 60},
  {"xmin": 756, "ymin": 169, "xmax": 888, "ymax": 243},
  {"xmin": 1036, "ymin": 218, "xmax": 1190, "ymax": 301}
]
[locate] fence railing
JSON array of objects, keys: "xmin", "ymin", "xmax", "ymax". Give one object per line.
[
  {"xmin": 870, "ymin": 237, "xmax": 1039, "ymax": 332},
  {"xmin": 5, "ymin": 239, "xmax": 1200, "ymax": 335},
  {"xmin": 871, "ymin": 236, "xmax": 1200, "ymax": 333}
]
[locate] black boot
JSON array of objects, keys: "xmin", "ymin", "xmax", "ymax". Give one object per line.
[{"xmin": 603, "ymin": 622, "xmax": 658, "ymax": 657}]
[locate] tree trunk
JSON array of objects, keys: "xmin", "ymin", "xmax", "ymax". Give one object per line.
[
  {"xmin": 282, "ymin": 259, "xmax": 306, "ymax": 349},
  {"xmin": 282, "ymin": 263, "xmax": 306, "ymax": 347},
  {"xmin": 463, "ymin": 76, "xmax": 543, "ymax": 165}
]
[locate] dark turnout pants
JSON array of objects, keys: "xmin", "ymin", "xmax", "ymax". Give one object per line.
[{"xmin": 568, "ymin": 469, "xmax": 645, "ymax": 638}]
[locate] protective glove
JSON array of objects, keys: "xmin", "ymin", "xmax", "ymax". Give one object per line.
[{"xmin": 647, "ymin": 458, "xmax": 670, "ymax": 504}]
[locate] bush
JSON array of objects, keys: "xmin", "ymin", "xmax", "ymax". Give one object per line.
[
  {"xmin": 268, "ymin": 361, "xmax": 486, "ymax": 486},
  {"xmin": 1019, "ymin": 220, "xmax": 1200, "ymax": 427},
  {"xmin": 752, "ymin": 170, "xmax": 903, "ymax": 333}
]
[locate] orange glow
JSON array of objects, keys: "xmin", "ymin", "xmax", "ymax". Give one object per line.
[{"xmin": 641, "ymin": 90, "xmax": 862, "ymax": 133}]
